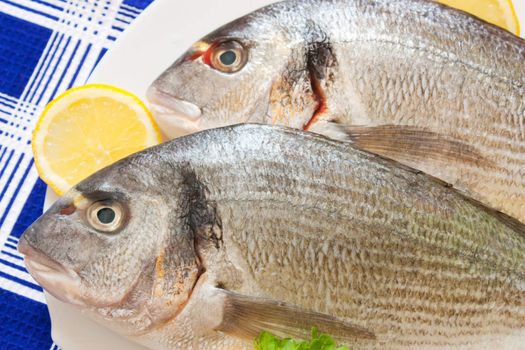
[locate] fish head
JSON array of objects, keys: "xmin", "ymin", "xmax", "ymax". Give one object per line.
[
  {"xmin": 148, "ymin": 3, "xmax": 322, "ymax": 138},
  {"xmin": 18, "ymin": 154, "xmax": 203, "ymax": 335}
]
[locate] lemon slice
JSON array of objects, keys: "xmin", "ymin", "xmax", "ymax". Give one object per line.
[
  {"xmin": 436, "ymin": 0, "xmax": 520, "ymax": 35},
  {"xmin": 33, "ymin": 84, "xmax": 162, "ymax": 195}
]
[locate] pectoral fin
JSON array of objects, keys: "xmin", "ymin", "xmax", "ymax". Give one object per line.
[
  {"xmin": 214, "ymin": 288, "xmax": 375, "ymax": 343},
  {"xmin": 311, "ymin": 122, "xmax": 492, "ymax": 169}
]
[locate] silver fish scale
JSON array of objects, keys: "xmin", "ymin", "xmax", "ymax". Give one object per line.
[{"xmin": 151, "ymin": 125, "xmax": 525, "ymax": 349}]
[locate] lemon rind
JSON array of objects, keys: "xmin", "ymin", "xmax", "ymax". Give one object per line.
[{"xmin": 507, "ymin": 0, "xmax": 520, "ymax": 36}]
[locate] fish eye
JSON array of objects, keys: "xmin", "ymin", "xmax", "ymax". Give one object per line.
[
  {"xmin": 210, "ymin": 41, "xmax": 247, "ymax": 73},
  {"xmin": 97, "ymin": 208, "xmax": 115, "ymax": 224},
  {"xmin": 87, "ymin": 201, "xmax": 124, "ymax": 233},
  {"xmin": 220, "ymin": 51, "xmax": 237, "ymax": 66}
]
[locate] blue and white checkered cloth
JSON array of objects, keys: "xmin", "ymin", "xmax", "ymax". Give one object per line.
[{"xmin": 0, "ymin": 1, "xmax": 155, "ymax": 349}]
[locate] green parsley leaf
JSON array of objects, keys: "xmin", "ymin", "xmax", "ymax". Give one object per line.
[{"xmin": 254, "ymin": 329, "xmax": 350, "ymax": 350}]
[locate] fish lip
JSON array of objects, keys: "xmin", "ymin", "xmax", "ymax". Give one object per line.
[
  {"xmin": 146, "ymin": 86, "xmax": 202, "ymax": 120},
  {"xmin": 18, "ymin": 236, "xmax": 64, "ymax": 271},
  {"xmin": 146, "ymin": 86, "xmax": 203, "ymax": 138},
  {"xmin": 18, "ymin": 236, "xmax": 85, "ymax": 307}
]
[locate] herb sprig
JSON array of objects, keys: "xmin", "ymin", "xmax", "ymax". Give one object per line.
[{"xmin": 254, "ymin": 329, "xmax": 349, "ymax": 350}]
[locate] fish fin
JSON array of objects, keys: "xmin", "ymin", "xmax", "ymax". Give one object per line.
[
  {"xmin": 308, "ymin": 120, "xmax": 353, "ymax": 141},
  {"xmin": 320, "ymin": 123, "xmax": 492, "ymax": 168},
  {"xmin": 214, "ymin": 288, "xmax": 376, "ymax": 343},
  {"xmin": 314, "ymin": 123, "xmax": 525, "ymax": 236}
]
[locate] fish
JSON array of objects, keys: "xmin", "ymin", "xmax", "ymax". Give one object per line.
[
  {"xmin": 19, "ymin": 124, "xmax": 525, "ymax": 349},
  {"xmin": 147, "ymin": 0, "xmax": 525, "ymax": 224}
]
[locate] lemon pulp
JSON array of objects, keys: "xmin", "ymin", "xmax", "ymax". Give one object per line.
[
  {"xmin": 33, "ymin": 84, "xmax": 162, "ymax": 195},
  {"xmin": 436, "ymin": 0, "xmax": 520, "ymax": 35}
]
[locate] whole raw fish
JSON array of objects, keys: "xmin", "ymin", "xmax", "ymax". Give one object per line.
[
  {"xmin": 19, "ymin": 125, "xmax": 525, "ymax": 349},
  {"xmin": 148, "ymin": 0, "xmax": 525, "ymax": 223}
]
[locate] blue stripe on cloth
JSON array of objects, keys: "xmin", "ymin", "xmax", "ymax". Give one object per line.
[
  {"xmin": 67, "ymin": 43, "xmax": 92, "ymax": 88},
  {"xmin": 29, "ymin": 0, "xmax": 64, "ymax": 11},
  {"xmin": 7, "ymin": 237, "xmax": 17, "ymax": 244},
  {"xmin": 0, "ymin": 258, "xmax": 27, "ymax": 273},
  {"xmin": 26, "ymin": 33, "xmax": 61, "ymax": 103},
  {"xmin": 0, "ymin": 158, "xmax": 34, "ymax": 228},
  {"xmin": 0, "ymin": 153, "xmax": 24, "ymax": 201},
  {"xmin": 0, "ymin": 99, "xmax": 15, "ymax": 109},
  {"xmin": 4, "ymin": 243, "xmax": 17, "ymax": 251},
  {"xmin": 2, "ymin": 250, "xmax": 23, "ymax": 261},
  {"xmin": 0, "ymin": 150, "xmax": 14, "ymax": 178},
  {"xmin": 0, "ymin": 93, "xmax": 18, "ymax": 103},
  {"xmin": 0, "ymin": 271, "xmax": 42, "ymax": 292},
  {"xmin": 92, "ymin": 47, "xmax": 108, "ymax": 75},
  {"xmin": 49, "ymin": 39, "xmax": 80, "ymax": 99},
  {"xmin": 115, "ymin": 16, "xmax": 131, "ymax": 25},
  {"xmin": 0, "ymin": 117, "xmax": 7, "ymax": 123},
  {"xmin": 10, "ymin": 178, "xmax": 46, "ymax": 239},
  {"xmin": 116, "ymin": 10, "xmax": 136, "ymax": 20},
  {"xmin": 111, "ymin": 25, "xmax": 125, "ymax": 32},
  {"xmin": 36, "ymin": 36, "xmax": 71, "ymax": 105},
  {"xmin": 0, "ymin": 0, "xmax": 59, "ymax": 21},
  {"xmin": 121, "ymin": 2, "xmax": 143, "ymax": 12},
  {"xmin": 122, "ymin": 8, "xmax": 141, "ymax": 16},
  {"xmin": 0, "ymin": 288, "xmax": 51, "ymax": 350},
  {"xmin": 28, "ymin": 33, "xmax": 65, "ymax": 103}
]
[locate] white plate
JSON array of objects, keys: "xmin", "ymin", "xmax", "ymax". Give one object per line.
[{"xmin": 42, "ymin": 0, "xmax": 525, "ymax": 349}]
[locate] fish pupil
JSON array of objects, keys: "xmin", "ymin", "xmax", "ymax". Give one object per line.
[
  {"xmin": 97, "ymin": 208, "xmax": 115, "ymax": 224},
  {"xmin": 220, "ymin": 50, "xmax": 237, "ymax": 66}
]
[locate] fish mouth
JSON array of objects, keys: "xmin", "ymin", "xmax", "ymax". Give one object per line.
[
  {"xmin": 146, "ymin": 86, "xmax": 203, "ymax": 138},
  {"xmin": 18, "ymin": 236, "xmax": 85, "ymax": 307}
]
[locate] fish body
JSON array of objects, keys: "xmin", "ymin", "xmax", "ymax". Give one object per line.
[
  {"xmin": 20, "ymin": 125, "xmax": 525, "ymax": 349},
  {"xmin": 148, "ymin": 0, "xmax": 525, "ymax": 223}
]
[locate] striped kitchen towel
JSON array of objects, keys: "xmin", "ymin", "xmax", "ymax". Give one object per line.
[{"xmin": 0, "ymin": 1, "xmax": 155, "ymax": 349}]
